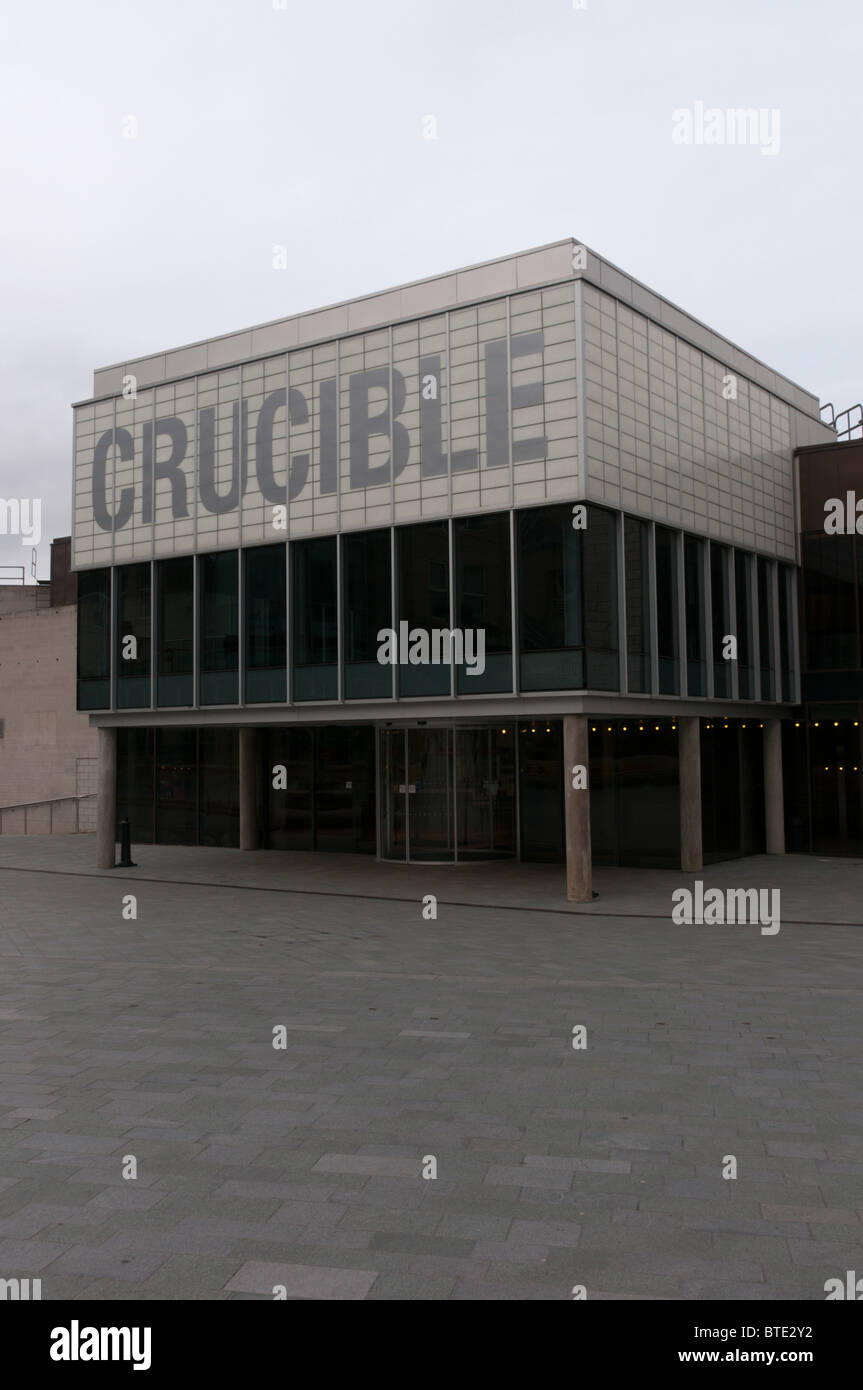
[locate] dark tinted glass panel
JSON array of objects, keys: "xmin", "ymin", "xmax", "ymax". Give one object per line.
[
  {"xmin": 292, "ymin": 538, "xmax": 337, "ymax": 701},
  {"xmin": 198, "ymin": 728, "xmax": 238, "ymax": 846},
  {"xmin": 518, "ymin": 721, "xmax": 563, "ymax": 861},
  {"xmin": 397, "ymin": 521, "xmax": 450, "ymax": 697},
  {"xmin": 116, "ymin": 563, "xmax": 150, "ymax": 709},
  {"xmin": 655, "ymin": 526, "xmax": 679, "ymax": 695},
  {"xmin": 778, "ymin": 565, "xmax": 794, "ymax": 702},
  {"xmin": 343, "ymin": 530, "xmax": 391, "ymax": 699},
  {"xmin": 454, "ymin": 512, "xmax": 511, "ymax": 693},
  {"xmin": 734, "ymin": 551, "xmax": 753, "ymax": 699},
  {"xmin": 809, "ymin": 717, "xmax": 863, "ymax": 855},
  {"xmin": 155, "ymin": 727, "xmax": 197, "ymax": 843},
  {"xmin": 684, "ymin": 536, "xmax": 705, "ymax": 696},
  {"xmin": 590, "ymin": 721, "xmax": 680, "ymax": 868},
  {"xmin": 244, "ymin": 545, "xmax": 286, "ymax": 703},
  {"xmin": 758, "ymin": 557, "xmax": 775, "ymax": 700},
  {"xmin": 804, "ymin": 536, "xmax": 857, "ymax": 670},
  {"xmin": 584, "ymin": 507, "xmax": 618, "ymax": 689},
  {"xmin": 116, "ymin": 727, "xmax": 154, "ymax": 844},
  {"xmin": 624, "ymin": 518, "xmax": 650, "ymax": 693},
  {"xmin": 77, "ymin": 568, "xmax": 110, "ymax": 709},
  {"xmin": 156, "ymin": 557, "xmax": 193, "ymax": 706},
  {"xmin": 199, "ymin": 551, "xmax": 238, "ymax": 705},
  {"xmin": 263, "ymin": 728, "xmax": 313, "ymax": 848},
  {"xmin": 711, "ymin": 544, "xmax": 730, "ymax": 697},
  {"xmin": 314, "ymin": 726, "xmax": 376, "ymax": 853},
  {"xmin": 517, "ymin": 505, "xmax": 583, "ymax": 691},
  {"xmin": 455, "ymin": 727, "xmax": 515, "ymax": 858}
]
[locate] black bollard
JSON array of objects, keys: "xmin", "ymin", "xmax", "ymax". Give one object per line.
[{"xmin": 116, "ymin": 818, "xmax": 137, "ymax": 868}]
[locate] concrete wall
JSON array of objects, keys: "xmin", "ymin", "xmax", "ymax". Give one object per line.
[{"xmin": 0, "ymin": 599, "xmax": 99, "ymax": 817}]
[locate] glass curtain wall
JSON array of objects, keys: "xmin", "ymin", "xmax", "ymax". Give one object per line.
[
  {"xmin": 156, "ymin": 557, "xmax": 193, "ymax": 706},
  {"xmin": 454, "ymin": 512, "xmax": 512, "ymax": 694},
  {"xmin": 624, "ymin": 518, "xmax": 651, "ymax": 693},
  {"xmin": 397, "ymin": 521, "xmax": 450, "ymax": 696},
  {"xmin": 199, "ymin": 550, "xmax": 238, "ymax": 705},
  {"xmin": 115, "ymin": 562, "xmax": 150, "ymax": 709},
  {"xmin": 292, "ymin": 537, "xmax": 337, "ymax": 701},
  {"xmin": 244, "ymin": 544, "xmax": 286, "ymax": 703},
  {"xmin": 517, "ymin": 504, "xmax": 583, "ymax": 690},
  {"xmin": 343, "ymin": 529, "xmax": 391, "ymax": 699},
  {"xmin": 77, "ymin": 568, "xmax": 111, "ymax": 709},
  {"xmin": 655, "ymin": 526, "xmax": 679, "ymax": 695}
]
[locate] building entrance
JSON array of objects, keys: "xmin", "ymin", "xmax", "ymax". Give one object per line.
[{"xmin": 380, "ymin": 726, "xmax": 515, "ymax": 862}]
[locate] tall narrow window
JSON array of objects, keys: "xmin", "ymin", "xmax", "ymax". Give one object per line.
[
  {"xmin": 156, "ymin": 557, "xmax": 193, "ymax": 707},
  {"xmin": 199, "ymin": 550, "xmax": 238, "ymax": 705},
  {"xmin": 397, "ymin": 521, "xmax": 450, "ymax": 697},
  {"xmin": 778, "ymin": 564, "xmax": 795, "ymax": 702},
  {"xmin": 244, "ymin": 544, "xmax": 286, "ymax": 703},
  {"xmin": 454, "ymin": 512, "xmax": 512, "ymax": 694},
  {"xmin": 758, "ymin": 556, "xmax": 775, "ymax": 700},
  {"xmin": 711, "ymin": 544, "xmax": 730, "ymax": 697},
  {"xmin": 343, "ymin": 530, "xmax": 392, "ymax": 699},
  {"xmin": 625, "ymin": 517, "xmax": 651, "ymax": 693},
  {"xmin": 684, "ymin": 536, "xmax": 705, "ymax": 697},
  {"xmin": 583, "ymin": 506, "xmax": 618, "ymax": 690},
  {"xmin": 77, "ymin": 568, "xmax": 111, "ymax": 710},
  {"xmin": 116, "ymin": 563, "xmax": 151, "ymax": 709},
  {"xmin": 734, "ymin": 550, "xmax": 753, "ymax": 699},
  {"xmin": 292, "ymin": 537, "xmax": 337, "ymax": 701},
  {"xmin": 517, "ymin": 504, "xmax": 583, "ymax": 691},
  {"xmin": 655, "ymin": 526, "xmax": 679, "ymax": 695}
]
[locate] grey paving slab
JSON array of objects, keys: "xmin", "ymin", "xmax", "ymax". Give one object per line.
[
  {"xmin": 0, "ymin": 838, "xmax": 862, "ymax": 1299},
  {"xmin": 224, "ymin": 1261, "xmax": 378, "ymax": 1298}
]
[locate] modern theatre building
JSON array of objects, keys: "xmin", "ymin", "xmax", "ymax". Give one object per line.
[{"xmin": 73, "ymin": 238, "xmax": 840, "ymax": 899}]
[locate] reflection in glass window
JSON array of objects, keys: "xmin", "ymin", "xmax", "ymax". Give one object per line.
[
  {"xmin": 244, "ymin": 545, "xmax": 286, "ymax": 703},
  {"xmin": 454, "ymin": 512, "xmax": 511, "ymax": 693},
  {"xmin": 655, "ymin": 526, "xmax": 679, "ymax": 695},
  {"xmin": 343, "ymin": 529, "xmax": 391, "ymax": 699},
  {"xmin": 803, "ymin": 536, "xmax": 857, "ymax": 671},
  {"xmin": 292, "ymin": 537, "xmax": 337, "ymax": 701},
  {"xmin": 156, "ymin": 557, "xmax": 193, "ymax": 707},
  {"xmin": 116, "ymin": 563, "xmax": 151, "ymax": 709},
  {"xmin": 734, "ymin": 551, "xmax": 753, "ymax": 699},
  {"xmin": 625, "ymin": 518, "xmax": 651, "ymax": 693},
  {"xmin": 684, "ymin": 536, "xmax": 705, "ymax": 696},
  {"xmin": 199, "ymin": 550, "xmax": 238, "ymax": 705},
  {"xmin": 77, "ymin": 567, "xmax": 111, "ymax": 710},
  {"xmin": 517, "ymin": 504, "xmax": 583, "ymax": 691},
  {"xmin": 711, "ymin": 544, "xmax": 730, "ymax": 697},
  {"xmin": 758, "ymin": 556, "xmax": 775, "ymax": 700},
  {"xmin": 397, "ymin": 521, "xmax": 450, "ymax": 697}
]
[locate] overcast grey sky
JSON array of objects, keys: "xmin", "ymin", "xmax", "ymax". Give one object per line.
[{"xmin": 1, "ymin": 0, "xmax": 860, "ymax": 572}]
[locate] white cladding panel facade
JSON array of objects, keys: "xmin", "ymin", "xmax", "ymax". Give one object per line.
[
  {"xmin": 71, "ymin": 241, "xmax": 830, "ymax": 571},
  {"xmin": 72, "ymin": 283, "xmax": 579, "ymax": 569}
]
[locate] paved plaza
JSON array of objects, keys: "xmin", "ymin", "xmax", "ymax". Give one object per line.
[{"xmin": 0, "ymin": 836, "xmax": 861, "ymax": 1300}]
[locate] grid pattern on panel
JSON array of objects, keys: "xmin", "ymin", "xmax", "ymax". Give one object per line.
[
  {"xmin": 419, "ymin": 314, "xmax": 449, "ymax": 520},
  {"xmin": 152, "ymin": 379, "xmax": 196, "ymax": 560},
  {"xmin": 338, "ymin": 329, "xmax": 390, "ymax": 534},
  {"xmin": 536, "ymin": 283, "xmax": 578, "ymax": 503},
  {"xmin": 241, "ymin": 354, "xmax": 287, "ymax": 547},
  {"xmin": 73, "ymin": 404, "xmax": 98, "ymax": 568},
  {"xmin": 581, "ymin": 283, "xmax": 796, "ymax": 561},
  {"xmin": 392, "ymin": 319, "xmax": 421, "ymax": 526}
]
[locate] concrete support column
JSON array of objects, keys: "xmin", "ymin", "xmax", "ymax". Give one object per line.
[
  {"xmin": 679, "ymin": 717, "xmax": 703, "ymax": 873},
  {"xmin": 96, "ymin": 726, "xmax": 117, "ymax": 870},
  {"xmin": 564, "ymin": 714, "xmax": 592, "ymax": 902},
  {"xmin": 239, "ymin": 728, "xmax": 259, "ymax": 851},
  {"xmin": 764, "ymin": 718, "xmax": 785, "ymax": 855}
]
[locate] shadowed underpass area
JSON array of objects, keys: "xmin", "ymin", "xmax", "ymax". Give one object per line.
[{"xmin": 0, "ymin": 838, "xmax": 861, "ymax": 1300}]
